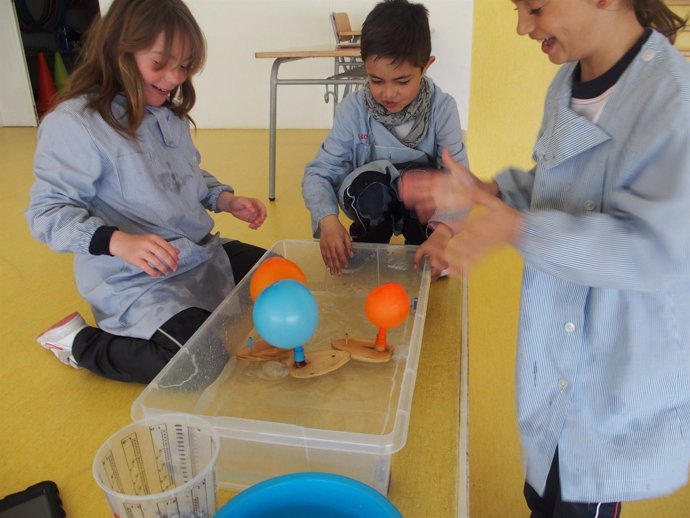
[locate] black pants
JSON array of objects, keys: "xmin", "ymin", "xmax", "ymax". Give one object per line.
[
  {"xmin": 342, "ymin": 169, "xmax": 428, "ymax": 245},
  {"xmin": 524, "ymin": 450, "xmax": 622, "ymax": 518},
  {"xmin": 72, "ymin": 240, "xmax": 265, "ymax": 384}
]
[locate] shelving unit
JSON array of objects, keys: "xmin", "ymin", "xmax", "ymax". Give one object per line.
[{"xmin": 15, "ymin": 0, "xmax": 100, "ymax": 114}]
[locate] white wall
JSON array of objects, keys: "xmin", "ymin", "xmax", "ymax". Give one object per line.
[
  {"xmin": 101, "ymin": 0, "xmax": 473, "ymax": 130},
  {"xmin": 0, "ymin": 0, "xmax": 37, "ymax": 126},
  {"xmin": 3, "ymin": 0, "xmax": 473, "ymax": 129},
  {"xmin": 197, "ymin": 0, "xmax": 473, "ymax": 129}
]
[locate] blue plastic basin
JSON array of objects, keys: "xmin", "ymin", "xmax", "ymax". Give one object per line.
[{"xmin": 214, "ymin": 472, "xmax": 402, "ymax": 518}]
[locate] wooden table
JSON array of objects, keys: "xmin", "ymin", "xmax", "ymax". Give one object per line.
[
  {"xmin": 255, "ymin": 46, "xmax": 367, "ymax": 200},
  {"xmin": 217, "ymin": 276, "xmax": 469, "ymax": 517}
]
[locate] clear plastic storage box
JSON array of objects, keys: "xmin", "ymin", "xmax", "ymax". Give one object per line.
[{"xmin": 131, "ymin": 240, "xmax": 431, "ymax": 494}]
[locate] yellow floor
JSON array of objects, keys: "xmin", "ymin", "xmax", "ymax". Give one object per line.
[
  {"xmin": 2, "ymin": 126, "xmax": 690, "ymax": 517},
  {"xmin": 0, "ymin": 127, "xmax": 319, "ymax": 516}
]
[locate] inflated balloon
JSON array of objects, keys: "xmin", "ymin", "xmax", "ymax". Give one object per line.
[
  {"xmin": 365, "ymin": 282, "xmax": 410, "ymax": 328},
  {"xmin": 253, "ymin": 279, "xmax": 318, "ymax": 350},
  {"xmin": 364, "ymin": 283, "xmax": 410, "ymax": 351},
  {"xmin": 250, "ymin": 256, "xmax": 307, "ymax": 302}
]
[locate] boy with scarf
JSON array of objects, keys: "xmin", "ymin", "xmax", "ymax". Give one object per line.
[{"xmin": 302, "ymin": 0, "xmax": 468, "ymax": 276}]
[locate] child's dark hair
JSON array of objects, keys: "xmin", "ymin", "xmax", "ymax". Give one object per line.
[
  {"xmin": 59, "ymin": 0, "xmax": 205, "ymax": 138},
  {"xmin": 632, "ymin": 0, "xmax": 687, "ymax": 42},
  {"xmin": 360, "ymin": 0, "xmax": 431, "ymax": 69}
]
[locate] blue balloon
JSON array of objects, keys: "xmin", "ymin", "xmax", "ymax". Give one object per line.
[{"xmin": 253, "ymin": 279, "xmax": 318, "ymax": 349}]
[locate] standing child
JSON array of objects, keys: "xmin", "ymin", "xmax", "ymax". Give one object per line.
[
  {"xmin": 26, "ymin": 0, "xmax": 267, "ymax": 384},
  {"xmin": 402, "ymin": 0, "xmax": 690, "ymax": 516},
  {"xmin": 302, "ymin": 0, "xmax": 468, "ymax": 276}
]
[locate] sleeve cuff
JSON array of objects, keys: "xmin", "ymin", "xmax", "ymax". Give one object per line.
[
  {"xmin": 89, "ymin": 226, "xmax": 119, "ymax": 256},
  {"xmin": 208, "ymin": 186, "xmax": 234, "ymax": 212}
]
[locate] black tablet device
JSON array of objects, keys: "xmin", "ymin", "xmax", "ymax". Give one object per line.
[{"xmin": 0, "ymin": 481, "xmax": 65, "ymax": 518}]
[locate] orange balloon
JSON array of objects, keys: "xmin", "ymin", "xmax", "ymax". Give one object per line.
[
  {"xmin": 249, "ymin": 257, "xmax": 307, "ymax": 302},
  {"xmin": 364, "ymin": 282, "xmax": 410, "ymax": 329}
]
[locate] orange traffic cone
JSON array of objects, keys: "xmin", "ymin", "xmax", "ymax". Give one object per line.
[{"xmin": 36, "ymin": 52, "xmax": 57, "ymax": 117}]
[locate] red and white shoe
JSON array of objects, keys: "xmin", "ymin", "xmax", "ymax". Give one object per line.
[{"xmin": 36, "ymin": 312, "xmax": 87, "ymax": 369}]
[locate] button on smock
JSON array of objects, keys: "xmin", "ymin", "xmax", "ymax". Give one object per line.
[{"xmin": 641, "ymin": 49, "xmax": 656, "ymax": 62}]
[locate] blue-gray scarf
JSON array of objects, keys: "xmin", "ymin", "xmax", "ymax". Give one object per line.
[{"xmin": 364, "ymin": 76, "xmax": 431, "ymax": 148}]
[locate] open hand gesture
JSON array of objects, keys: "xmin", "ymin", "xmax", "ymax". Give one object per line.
[
  {"xmin": 446, "ymin": 188, "xmax": 521, "ymax": 274},
  {"xmin": 399, "ymin": 148, "xmax": 481, "ymax": 223}
]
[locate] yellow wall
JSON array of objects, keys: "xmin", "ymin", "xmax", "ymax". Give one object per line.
[{"xmin": 467, "ymin": 2, "xmax": 690, "ymax": 516}]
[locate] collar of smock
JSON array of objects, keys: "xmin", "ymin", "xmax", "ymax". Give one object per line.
[{"xmin": 111, "ymin": 94, "xmax": 183, "ymax": 147}]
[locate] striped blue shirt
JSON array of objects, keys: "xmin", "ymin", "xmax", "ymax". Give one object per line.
[
  {"xmin": 302, "ymin": 79, "xmax": 468, "ymax": 236},
  {"xmin": 496, "ymin": 30, "xmax": 690, "ymax": 502},
  {"xmin": 26, "ymin": 95, "xmax": 235, "ymax": 338}
]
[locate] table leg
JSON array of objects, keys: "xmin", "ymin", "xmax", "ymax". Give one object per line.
[
  {"xmin": 268, "ymin": 58, "xmax": 282, "ymax": 201},
  {"xmin": 264, "ymin": 56, "xmax": 363, "ymax": 200}
]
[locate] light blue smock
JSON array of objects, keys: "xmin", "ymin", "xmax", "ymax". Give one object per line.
[
  {"xmin": 26, "ymin": 96, "xmax": 235, "ymax": 339},
  {"xmin": 302, "ymin": 79, "xmax": 468, "ymax": 236},
  {"xmin": 496, "ymin": 30, "xmax": 690, "ymax": 501}
]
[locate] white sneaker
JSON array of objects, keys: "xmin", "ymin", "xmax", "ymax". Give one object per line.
[{"xmin": 36, "ymin": 312, "xmax": 87, "ymax": 369}]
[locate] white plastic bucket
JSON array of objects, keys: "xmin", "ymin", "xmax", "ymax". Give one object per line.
[{"xmin": 93, "ymin": 413, "xmax": 219, "ymax": 518}]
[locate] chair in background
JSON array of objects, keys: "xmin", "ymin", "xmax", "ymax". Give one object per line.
[
  {"xmin": 331, "ymin": 12, "xmax": 361, "ymax": 46},
  {"xmin": 325, "ymin": 12, "xmax": 366, "ymax": 111}
]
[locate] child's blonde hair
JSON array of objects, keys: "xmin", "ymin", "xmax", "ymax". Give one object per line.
[{"xmin": 60, "ymin": 0, "xmax": 206, "ymax": 137}]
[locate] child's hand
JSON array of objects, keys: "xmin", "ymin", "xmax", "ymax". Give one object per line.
[
  {"xmin": 318, "ymin": 215, "xmax": 353, "ymax": 275},
  {"xmin": 413, "ymin": 223, "xmax": 452, "ymax": 280},
  {"xmin": 109, "ymin": 230, "xmax": 180, "ymax": 277},
  {"xmin": 445, "ymin": 189, "xmax": 521, "ymax": 274},
  {"xmin": 399, "ymin": 148, "xmax": 483, "ymax": 222},
  {"xmin": 219, "ymin": 193, "xmax": 267, "ymax": 229}
]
